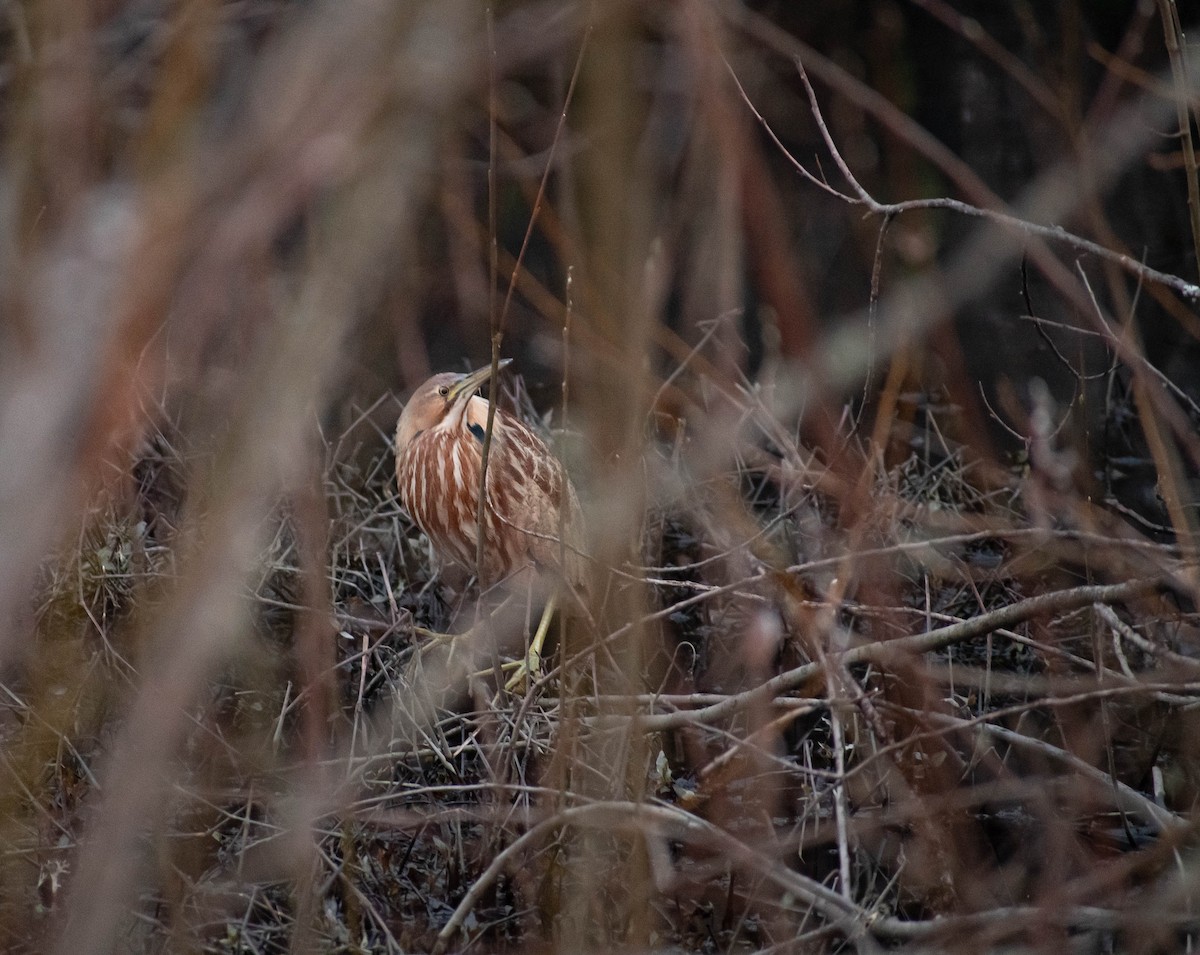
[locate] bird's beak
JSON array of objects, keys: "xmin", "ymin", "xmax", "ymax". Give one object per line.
[{"xmin": 447, "ymin": 358, "xmax": 513, "ymax": 402}]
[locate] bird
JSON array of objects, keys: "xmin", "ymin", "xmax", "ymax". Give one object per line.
[{"xmin": 395, "ymin": 359, "xmax": 587, "ymax": 690}]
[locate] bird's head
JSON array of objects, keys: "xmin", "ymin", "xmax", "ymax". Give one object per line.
[{"xmin": 395, "ymin": 359, "xmax": 512, "ymax": 452}]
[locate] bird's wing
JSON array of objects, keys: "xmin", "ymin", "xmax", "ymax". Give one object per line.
[{"xmin": 486, "ymin": 416, "xmax": 587, "ymax": 587}]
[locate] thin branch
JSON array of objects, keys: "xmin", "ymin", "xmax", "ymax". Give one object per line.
[
  {"xmin": 626, "ymin": 577, "xmax": 1164, "ymax": 732},
  {"xmin": 476, "ymin": 14, "xmax": 592, "ymax": 578},
  {"xmin": 725, "ymin": 5, "xmax": 1200, "ymax": 302},
  {"xmin": 431, "ymin": 799, "xmax": 869, "ymax": 952},
  {"xmin": 1156, "ymin": 0, "xmax": 1200, "ymax": 275}
]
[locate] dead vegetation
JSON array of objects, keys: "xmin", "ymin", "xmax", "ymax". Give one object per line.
[{"xmin": 2, "ymin": 1, "xmax": 1200, "ymax": 953}]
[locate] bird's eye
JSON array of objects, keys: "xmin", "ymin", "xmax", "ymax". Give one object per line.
[{"xmin": 438, "ymin": 386, "xmax": 449, "ymax": 397}]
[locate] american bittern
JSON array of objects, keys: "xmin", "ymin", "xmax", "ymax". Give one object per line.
[{"xmin": 395, "ymin": 360, "xmax": 586, "ymax": 689}]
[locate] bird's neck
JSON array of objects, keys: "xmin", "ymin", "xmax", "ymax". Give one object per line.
[
  {"xmin": 440, "ymin": 394, "xmax": 495, "ymax": 441},
  {"xmin": 458, "ymin": 393, "xmax": 496, "ymax": 439}
]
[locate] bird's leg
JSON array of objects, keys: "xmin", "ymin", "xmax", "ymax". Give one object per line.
[
  {"xmin": 413, "ymin": 625, "xmax": 470, "ymax": 657},
  {"xmin": 413, "ymin": 626, "xmax": 467, "ymax": 676},
  {"xmin": 413, "ymin": 627, "xmax": 455, "ymax": 643},
  {"xmin": 415, "ymin": 594, "xmax": 516, "ymax": 658},
  {"xmin": 503, "ymin": 592, "xmax": 557, "ymax": 694}
]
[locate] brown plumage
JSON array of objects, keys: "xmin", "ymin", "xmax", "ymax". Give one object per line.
[{"xmin": 395, "ymin": 360, "xmax": 586, "ymax": 595}]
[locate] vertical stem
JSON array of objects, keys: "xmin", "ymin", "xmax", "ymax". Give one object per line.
[
  {"xmin": 828, "ymin": 702, "xmax": 854, "ymax": 902},
  {"xmin": 559, "ymin": 267, "xmax": 573, "ymax": 652},
  {"xmin": 475, "ymin": 12, "xmax": 590, "ymax": 582},
  {"xmin": 476, "ymin": 2, "xmax": 501, "ymax": 583},
  {"xmin": 1157, "ymin": 0, "xmax": 1200, "ymax": 276}
]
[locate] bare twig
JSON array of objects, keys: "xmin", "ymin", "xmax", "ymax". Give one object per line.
[
  {"xmin": 628, "ymin": 577, "xmax": 1164, "ymax": 732},
  {"xmin": 1156, "ymin": 0, "xmax": 1200, "ymax": 273}
]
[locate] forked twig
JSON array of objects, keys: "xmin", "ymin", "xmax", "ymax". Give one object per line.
[{"xmin": 726, "ymin": 5, "xmax": 1200, "ymax": 302}]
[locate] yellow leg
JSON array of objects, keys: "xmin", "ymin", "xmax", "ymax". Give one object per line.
[
  {"xmin": 414, "ymin": 627, "xmax": 469, "ymax": 677},
  {"xmin": 414, "ymin": 594, "xmax": 517, "ymax": 652},
  {"xmin": 414, "ymin": 625, "xmax": 472, "ymax": 656},
  {"xmin": 414, "ymin": 614, "xmax": 491, "ymax": 673},
  {"xmin": 503, "ymin": 593, "xmax": 558, "ymax": 694}
]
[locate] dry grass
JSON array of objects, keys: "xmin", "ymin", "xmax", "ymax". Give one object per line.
[{"xmin": 1, "ymin": 1, "xmax": 1200, "ymax": 953}]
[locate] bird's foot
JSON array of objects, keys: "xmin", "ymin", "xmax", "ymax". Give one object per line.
[
  {"xmin": 413, "ymin": 626, "xmax": 453, "ymax": 642},
  {"xmin": 501, "ymin": 595, "xmax": 556, "ymax": 694},
  {"xmin": 502, "ymin": 646, "xmax": 543, "ymax": 695},
  {"xmin": 414, "ymin": 625, "xmax": 480, "ymax": 674}
]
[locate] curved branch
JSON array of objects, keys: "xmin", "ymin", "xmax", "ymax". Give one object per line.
[{"xmin": 630, "ymin": 577, "xmax": 1164, "ymax": 731}]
